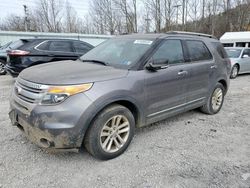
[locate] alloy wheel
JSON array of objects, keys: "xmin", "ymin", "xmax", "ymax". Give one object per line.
[
  {"xmin": 100, "ymin": 115, "xmax": 130, "ymax": 153},
  {"xmin": 0, "ymin": 62, "xmax": 5, "ymax": 74},
  {"xmin": 231, "ymin": 66, "xmax": 238, "ymax": 78},
  {"xmin": 211, "ymin": 88, "xmax": 223, "ymax": 112}
]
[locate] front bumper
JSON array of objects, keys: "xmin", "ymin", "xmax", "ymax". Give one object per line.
[
  {"xmin": 9, "ymin": 92, "xmax": 95, "ymax": 149},
  {"xmin": 5, "ymin": 64, "xmax": 20, "ymax": 77}
]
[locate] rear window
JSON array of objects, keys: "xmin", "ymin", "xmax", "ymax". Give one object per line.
[
  {"xmin": 186, "ymin": 40, "xmax": 212, "ymax": 61},
  {"xmin": 8, "ymin": 40, "xmax": 26, "ymax": 49},
  {"xmin": 0, "ymin": 41, "xmax": 12, "ymax": 49},
  {"xmin": 212, "ymin": 42, "xmax": 228, "ymax": 59}
]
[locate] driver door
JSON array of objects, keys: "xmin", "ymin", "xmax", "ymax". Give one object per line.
[{"xmin": 144, "ymin": 39, "xmax": 188, "ymax": 124}]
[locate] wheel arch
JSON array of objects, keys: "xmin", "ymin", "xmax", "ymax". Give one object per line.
[
  {"xmin": 78, "ymin": 97, "xmax": 144, "ymax": 147},
  {"xmin": 218, "ymin": 79, "xmax": 228, "ymax": 93},
  {"xmin": 92, "ymin": 99, "xmax": 143, "ymax": 128},
  {"xmin": 234, "ymin": 63, "xmax": 240, "ymax": 71}
]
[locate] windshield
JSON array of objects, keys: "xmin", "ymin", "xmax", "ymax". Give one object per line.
[
  {"xmin": 225, "ymin": 49, "xmax": 242, "ymax": 58},
  {"xmin": 80, "ymin": 38, "xmax": 154, "ymax": 69}
]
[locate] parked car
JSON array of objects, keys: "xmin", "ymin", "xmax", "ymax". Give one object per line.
[
  {"xmin": 0, "ymin": 41, "xmax": 14, "ymax": 75},
  {"xmin": 225, "ymin": 47, "xmax": 250, "ymax": 78},
  {"xmin": 5, "ymin": 38, "xmax": 94, "ymax": 77},
  {"xmin": 9, "ymin": 32, "xmax": 230, "ymax": 160}
]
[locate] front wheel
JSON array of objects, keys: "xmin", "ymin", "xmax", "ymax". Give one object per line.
[
  {"xmin": 200, "ymin": 83, "xmax": 225, "ymax": 115},
  {"xmin": 0, "ymin": 59, "xmax": 7, "ymax": 75},
  {"xmin": 230, "ymin": 65, "xmax": 239, "ymax": 79},
  {"xmin": 84, "ymin": 104, "xmax": 135, "ymax": 160}
]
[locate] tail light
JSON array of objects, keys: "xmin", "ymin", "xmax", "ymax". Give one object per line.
[{"xmin": 8, "ymin": 50, "xmax": 30, "ymax": 56}]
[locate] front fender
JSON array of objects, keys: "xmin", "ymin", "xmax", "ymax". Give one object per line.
[{"xmin": 76, "ymin": 91, "xmax": 145, "ymax": 146}]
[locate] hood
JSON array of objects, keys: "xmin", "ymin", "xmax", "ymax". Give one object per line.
[{"xmin": 19, "ymin": 60, "xmax": 128, "ymax": 85}]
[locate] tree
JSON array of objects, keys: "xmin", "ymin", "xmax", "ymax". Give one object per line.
[
  {"xmin": 65, "ymin": 1, "xmax": 78, "ymax": 33},
  {"xmin": 36, "ymin": 0, "xmax": 63, "ymax": 32},
  {"xmin": 90, "ymin": 0, "xmax": 118, "ymax": 34},
  {"xmin": 0, "ymin": 15, "xmax": 25, "ymax": 31}
]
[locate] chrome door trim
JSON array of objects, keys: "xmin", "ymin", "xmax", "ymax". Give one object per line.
[{"xmin": 147, "ymin": 97, "xmax": 205, "ymax": 118}]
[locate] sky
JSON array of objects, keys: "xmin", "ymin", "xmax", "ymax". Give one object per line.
[{"xmin": 0, "ymin": 0, "xmax": 90, "ymax": 19}]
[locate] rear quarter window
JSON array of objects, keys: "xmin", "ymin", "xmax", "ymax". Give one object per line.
[
  {"xmin": 73, "ymin": 41, "xmax": 93, "ymax": 54},
  {"xmin": 211, "ymin": 42, "xmax": 228, "ymax": 59},
  {"xmin": 186, "ymin": 40, "xmax": 212, "ymax": 61}
]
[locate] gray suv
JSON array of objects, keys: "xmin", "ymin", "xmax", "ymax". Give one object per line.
[{"xmin": 9, "ymin": 32, "xmax": 231, "ymax": 160}]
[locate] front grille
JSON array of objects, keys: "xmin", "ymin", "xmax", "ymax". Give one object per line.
[{"xmin": 13, "ymin": 78, "xmax": 49, "ymax": 112}]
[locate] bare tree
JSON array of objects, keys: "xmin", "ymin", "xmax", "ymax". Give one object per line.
[
  {"xmin": 90, "ymin": 0, "xmax": 117, "ymax": 34},
  {"xmin": 65, "ymin": 1, "xmax": 78, "ymax": 33},
  {"xmin": 36, "ymin": 0, "xmax": 63, "ymax": 32},
  {"xmin": 113, "ymin": 0, "xmax": 138, "ymax": 33},
  {"xmin": 187, "ymin": 0, "xmax": 201, "ymax": 31},
  {"xmin": 1, "ymin": 0, "xmax": 250, "ymax": 38},
  {"xmin": 0, "ymin": 15, "xmax": 25, "ymax": 31},
  {"xmin": 144, "ymin": 0, "xmax": 161, "ymax": 32}
]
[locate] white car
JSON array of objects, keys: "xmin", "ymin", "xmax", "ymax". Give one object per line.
[{"xmin": 225, "ymin": 47, "xmax": 250, "ymax": 78}]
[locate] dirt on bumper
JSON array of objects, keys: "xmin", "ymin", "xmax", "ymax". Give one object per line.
[{"xmin": 14, "ymin": 115, "xmax": 82, "ymax": 149}]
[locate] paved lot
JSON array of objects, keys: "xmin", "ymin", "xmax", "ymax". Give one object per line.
[{"xmin": 0, "ymin": 74, "xmax": 249, "ymax": 188}]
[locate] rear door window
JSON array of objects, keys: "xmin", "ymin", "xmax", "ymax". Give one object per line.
[
  {"xmin": 152, "ymin": 40, "xmax": 184, "ymax": 64},
  {"xmin": 186, "ymin": 40, "xmax": 212, "ymax": 61},
  {"xmin": 49, "ymin": 41, "xmax": 73, "ymax": 52},
  {"xmin": 36, "ymin": 41, "xmax": 50, "ymax": 51}
]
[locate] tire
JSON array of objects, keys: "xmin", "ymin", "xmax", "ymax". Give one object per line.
[
  {"xmin": 84, "ymin": 104, "xmax": 135, "ymax": 160},
  {"xmin": 230, "ymin": 65, "xmax": 239, "ymax": 79},
  {"xmin": 200, "ymin": 83, "xmax": 225, "ymax": 115},
  {"xmin": 0, "ymin": 59, "xmax": 7, "ymax": 75}
]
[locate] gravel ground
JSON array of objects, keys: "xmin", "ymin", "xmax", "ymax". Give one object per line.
[{"xmin": 0, "ymin": 74, "xmax": 249, "ymax": 188}]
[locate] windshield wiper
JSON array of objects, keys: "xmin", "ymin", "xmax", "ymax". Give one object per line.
[{"xmin": 81, "ymin": 59, "xmax": 108, "ymax": 66}]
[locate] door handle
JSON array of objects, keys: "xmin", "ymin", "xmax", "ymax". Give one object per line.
[
  {"xmin": 178, "ymin": 70, "xmax": 188, "ymax": 76},
  {"xmin": 211, "ymin": 65, "xmax": 217, "ymax": 69}
]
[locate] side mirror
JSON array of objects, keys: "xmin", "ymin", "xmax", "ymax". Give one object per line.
[
  {"xmin": 146, "ymin": 59, "xmax": 169, "ymax": 71},
  {"xmin": 242, "ymin": 54, "xmax": 249, "ymax": 58}
]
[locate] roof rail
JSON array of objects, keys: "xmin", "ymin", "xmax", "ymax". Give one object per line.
[{"xmin": 167, "ymin": 31, "xmax": 217, "ymax": 39}]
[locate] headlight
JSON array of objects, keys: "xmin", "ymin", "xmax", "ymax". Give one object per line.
[{"xmin": 41, "ymin": 83, "xmax": 93, "ymax": 105}]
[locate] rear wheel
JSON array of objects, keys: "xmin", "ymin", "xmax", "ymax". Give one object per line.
[
  {"xmin": 84, "ymin": 104, "xmax": 135, "ymax": 160},
  {"xmin": 0, "ymin": 59, "xmax": 7, "ymax": 75},
  {"xmin": 230, "ymin": 65, "xmax": 239, "ymax": 79},
  {"xmin": 200, "ymin": 83, "xmax": 225, "ymax": 115}
]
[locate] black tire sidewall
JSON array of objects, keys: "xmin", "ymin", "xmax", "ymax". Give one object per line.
[
  {"xmin": 208, "ymin": 83, "xmax": 225, "ymax": 114},
  {"xmin": 85, "ymin": 105, "xmax": 135, "ymax": 160}
]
